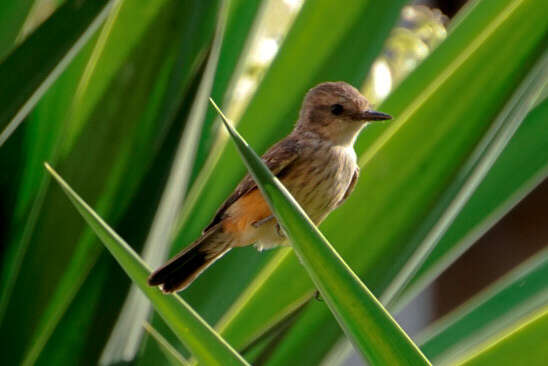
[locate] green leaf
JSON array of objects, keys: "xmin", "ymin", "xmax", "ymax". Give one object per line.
[
  {"xmin": 383, "ymin": 49, "xmax": 548, "ymax": 308},
  {"xmin": 308, "ymin": 245, "xmax": 548, "ymax": 366},
  {"xmin": 455, "ymin": 306, "xmax": 548, "ymax": 366},
  {"xmin": 0, "ymin": 0, "xmax": 35, "ymax": 60},
  {"xmin": 417, "ymin": 248, "xmax": 548, "ymax": 364},
  {"xmin": 144, "ymin": 322, "xmax": 189, "ymax": 366},
  {"xmin": 215, "ymin": 0, "xmax": 548, "ymax": 352},
  {"xmin": 45, "ymin": 163, "xmax": 249, "ymax": 366},
  {"xmin": 257, "ymin": 300, "xmax": 342, "ymax": 366},
  {"xmin": 248, "ymin": 57, "xmax": 548, "ymax": 366},
  {"xmin": 100, "ymin": 2, "xmax": 228, "ymax": 362},
  {"xmin": 0, "ymin": 0, "xmax": 114, "ymax": 146},
  {"xmin": 61, "ymin": 0, "xmax": 180, "ymax": 153},
  {"xmin": 3, "ymin": 0, "xmax": 547, "ymax": 363},
  {"xmin": 136, "ymin": 1, "xmax": 265, "ymax": 363},
  {"xmin": 256, "ymin": 97, "xmax": 548, "ymax": 366},
  {"xmin": 0, "ymin": 33, "xmax": 99, "ymax": 326},
  {"xmin": 395, "ymin": 95, "xmax": 548, "ymax": 310},
  {"xmin": 32, "ymin": 256, "xmax": 113, "ymax": 366},
  {"xmin": 8, "ymin": 2, "xmax": 219, "ymax": 364},
  {"xmin": 191, "ymin": 0, "xmax": 266, "ymax": 181},
  {"xmin": 211, "ymin": 99, "xmax": 430, "ymax": 366}
]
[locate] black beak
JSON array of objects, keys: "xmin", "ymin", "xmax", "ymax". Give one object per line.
[{"xmin": 360, "ymin": 109, "xmax": 392, "ymax": 121}]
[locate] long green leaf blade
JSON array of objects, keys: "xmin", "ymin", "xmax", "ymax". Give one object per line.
[
  {"xmin": 137, "ymin": 1, "xmax": 266, "ymax": 363},
  {"xmin": 383, "ymin": 49, "xmax": 548, "ymax": 307},
  {"xmin": 191, "ymin": 0, "xmax": 266, "ymax": 180},
  {"xmin": 0, "ymin": 0, "xmax": 114, "ymax": 146},
  {"xmin": 255, "ymin": 96, "xmax": 548, "ymax": 366},
  {"xmin": 62, "ymin": 0, "xmax": 178, "ymax": 151},
  {"xmin": 13, "ymin": 3, "xmax": 221, "ymax": 364},
  {"xmin": 417, "ymin": 248, "xmax": 548, "ymax": 364},
  {"xmin": 45, "ymin": 163, "xmax": 249, "ymax": 366},
  {"xmin": 0, "ymin": 34, "xmax": 99, "ymax": 326},
  {"xmin": 211, "ymin": 100, "xmax": 430, "ymax": 366},
  {"xmin": 395, "ymin": 97, "xmax": 548, "ymax": 310},
  {"xmin": 143, "ymin": 322, "xmax": 189, "ymax": 366},
  {"xmin": 100, "ymin": 2, "xmax": 228, "ymax": 362},
  {"xmin": 0, "ymin": 0, "xmax": 35, "ymax": 60},
  {"xmin": 455, "ymin": 306, "xmax": 548, "ymax": 366},
  {"xmin": 322, "ymin": 247, "xmax": 548, "ymax": 366}
]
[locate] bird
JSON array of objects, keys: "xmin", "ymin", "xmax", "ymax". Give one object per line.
[{"xmin": 148, "ymin": 81, "xmax": 391, "ymax": 293}]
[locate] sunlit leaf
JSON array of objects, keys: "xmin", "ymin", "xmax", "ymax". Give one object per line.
[
  {"xmin": 9, "ymin": 3, "xmax": 219, "ymax": 364},
  {"xmin": 0, "ymin": 0, "xmax": 35, "ymax": 60},
  {"xmin": 144, "ymin": 322, "xmax": 189, "ymax": 366},
  {"xmin": 395, "ymin": 97, "xmax": 548, "ymax": 310},
  {"xmin": 455, "ymin": 306, "xmax": 548, "ymax": 366},
  {"xmin": 45, "ymin": 163, "xmax": 249, "ymax": 366},
  {"xmin": 383, "ymin": 49, "xmax": 548, "ymax": 307},
  {"xmin": 0, "ymin": 0, "xmax": 114, "ymax": 146},
  {"xmin": 418, "ymin": 248, "xmax": 548, "ymax": 364},
  {"xmin": 100, "ymin": 3, "xmax": 228, "ymax": 362}
]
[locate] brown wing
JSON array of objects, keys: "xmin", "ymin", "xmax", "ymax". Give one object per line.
[
  {"xmin": 338, "ymin": 167, "xmax": 359, "ymax": 207},
  {"xmin": 203, "ymin": 136, "xmax": 300, "ymax": 232}
]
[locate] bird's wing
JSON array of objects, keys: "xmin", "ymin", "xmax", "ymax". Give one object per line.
[
  {"xmin": 338, "ymin": 167, "xmax": 359, "ymax": 207},
  {"xmin": 203, "ymin": 136, "xmax": 300, "ymax": 232}
]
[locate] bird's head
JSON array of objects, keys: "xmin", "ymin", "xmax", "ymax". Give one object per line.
[{"xmin": 296, "ymin": 81, "xmax": 391, "ymax": 146}]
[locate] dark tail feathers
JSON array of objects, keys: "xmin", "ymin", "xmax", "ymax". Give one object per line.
[{"xmin": 148, "ymin": 225, "xmax": 229, "ymax": 292}]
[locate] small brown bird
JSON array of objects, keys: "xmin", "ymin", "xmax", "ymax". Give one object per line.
[{"xmin": 148, "ymin": 81, "xmax": 391, "ymax": 292}]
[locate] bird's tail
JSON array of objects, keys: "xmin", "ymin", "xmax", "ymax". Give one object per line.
[{"xmin": 148, "ymin": 224, "xmax": 230, "ymax": 293}]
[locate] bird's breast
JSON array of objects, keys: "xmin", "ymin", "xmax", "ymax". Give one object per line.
[{"xmin": 281, "ymin": 143, "xmax": 357, "ymax": 223}]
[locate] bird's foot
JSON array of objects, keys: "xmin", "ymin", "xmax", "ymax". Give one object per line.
[{"xmin": 313, "ymin": 290, "xmax": 323, "ymax": 302}]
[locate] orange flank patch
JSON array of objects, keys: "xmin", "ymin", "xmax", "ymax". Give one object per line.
[{"xmin": 222, "ymin": 189, "xmax": 272, "ymax": 233}]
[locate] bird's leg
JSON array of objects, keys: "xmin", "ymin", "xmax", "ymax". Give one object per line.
[
  {"xmin": 276, "ymin": 223, "xmax": 286, "ymax": 239},
  {"xmin": 314, "ymin": 290, "xmax": 323, "ymax": 302}
]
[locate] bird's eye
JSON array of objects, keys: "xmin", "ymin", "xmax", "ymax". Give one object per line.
[{"xmin": 331, "ymin": 104, "xmax": 344, "ymax": 115}]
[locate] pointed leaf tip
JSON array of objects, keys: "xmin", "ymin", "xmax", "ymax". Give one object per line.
[
  {"xmin": 44, "ymin": 162, "xmax": 58, "ymax": 179},
  {"xmin": 209, "ymin": 98, "xmax": 231, "ymax": 127}
]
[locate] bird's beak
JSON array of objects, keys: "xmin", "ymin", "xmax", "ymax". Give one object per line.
[{"xmin": 358, "ymin": 109, "xmax": 392, "ymax": 121}]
